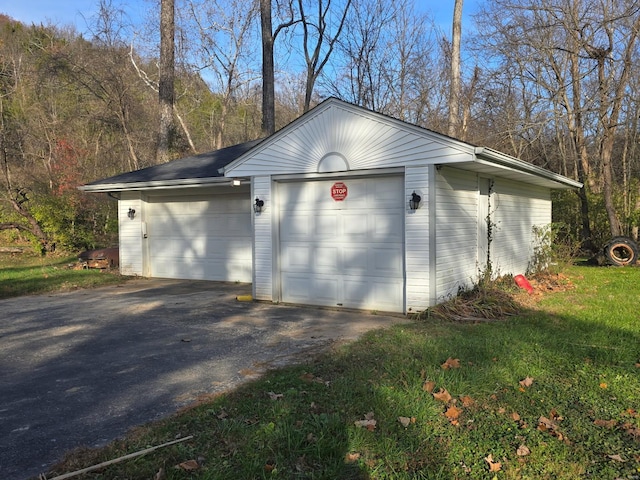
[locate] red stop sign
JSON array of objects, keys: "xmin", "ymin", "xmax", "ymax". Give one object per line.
[{"xmin": 331, "ymin": 182, "xmax": 348, "ymax": 201}]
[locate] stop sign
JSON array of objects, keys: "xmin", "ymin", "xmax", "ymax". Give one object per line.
[{"xmin": 331, "ymin": 182, "xmax": 348, "ymax": 201}]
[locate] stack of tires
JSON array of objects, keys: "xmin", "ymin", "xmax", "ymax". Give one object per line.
[{"xmin": 604, "ymin": 236, "xmax": 639, "ymax": 266}]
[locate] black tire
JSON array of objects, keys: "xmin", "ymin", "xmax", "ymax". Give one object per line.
[{"xmin": 604, "ymin": 236, "xmax": 639, "ymax": 266}]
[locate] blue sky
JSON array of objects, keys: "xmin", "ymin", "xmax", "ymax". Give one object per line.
[{"xmin": 1, "ymin": 0, "xmax": 480, "ymax": 36}]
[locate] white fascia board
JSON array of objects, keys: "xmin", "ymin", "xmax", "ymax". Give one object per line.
[
  {"xmin": 474, "ymin": 147, "xmax": 583, "ymax": 190},
  {"xmin": 78, "ymin": 177, "xmax": 248, "ymax": 193}
]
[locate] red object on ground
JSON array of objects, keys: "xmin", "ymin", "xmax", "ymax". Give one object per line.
[{"xmin": 514, "ymin": 274, "xmax": 533, "ymax": 294}]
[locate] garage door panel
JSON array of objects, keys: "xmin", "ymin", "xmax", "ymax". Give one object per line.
[
  {"xmin": 373, "ymin": 213, "xmax": 404, "ymax": 239},
  {"xmin": 315, "ymin": 214, "xmax": 339, "ymax": 237},
  {"xmin": 280, "ymin": 213, "xmax": 312, "ymax": 238},
  {"xmin": 147, "ymin": 193, "xmax": 252, "ymax": 282},
  {"xmin": 279, "ymin": 176, "xmax": 404, "ymax": 312},
  {"xmin": 281, "ymin": 244, "xmax": 311, "ymax": 269},
  {"xmin": 343, "ymin": 278, "xmax": 403, "ymax": 311}
]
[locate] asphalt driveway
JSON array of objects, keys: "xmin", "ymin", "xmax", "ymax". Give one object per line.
[{"xmin": 0, "ymin": 279, "xmax": 407, "ymax": 480}]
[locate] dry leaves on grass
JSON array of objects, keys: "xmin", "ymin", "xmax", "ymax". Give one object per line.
[
  {"xmin": 398, "ymin": 416, "xmax": 416, "ymax": 427},
  {"xmin": 594, "ymin": 418, "xmax": 617, "ymax": 429},
  {"xmin": 354, "ymin": 412, "xmax": 377, "ymax": 431},
  {"xmin": 538, "ymin": 410, "xmax": 568, "ymax": 442},
  {"xmin": 422, "ymin": 380, "xmax": 436, "ymax": 393},
  {"xmin": 484, "ymin": 454, "xmax": 502, "ymax": 472},
  {"xmin": 445, "ymin": 405, "xmax": 463, "ymax": 425},
  {"xmin": 519, "ymin": 376, "xmax": 534, "ymax": 388},
  {"xmin": 433, "ymin": 388, "xmax": 452, "ymax": 404},
  {"xmin": 441, "ymin": 357, "xmax": 461, "ymax": 370},
  {"xmin": 516, "ymin": 445, "xmax": 531, "ymax": 457},
  {"xmin": 176, "ymin": 459, "xmax": 200, "ymax": 471}
]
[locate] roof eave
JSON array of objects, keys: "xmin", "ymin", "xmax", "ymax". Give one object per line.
[
  {"xmin": 78, "ymin": 176, "xmax": 241, "ymax": 193},
  {"xmin": 474, "ymin": 147, "xmax": 583, "ymax": 190}
]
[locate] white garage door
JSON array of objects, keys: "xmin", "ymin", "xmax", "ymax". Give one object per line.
[
  {"xmin": 146, "ymin": 192, "xmax": 252, "ymax": 282},
  {"xmin": 279, "ymin": 176, "xmax": 405, "ymax": 312}
]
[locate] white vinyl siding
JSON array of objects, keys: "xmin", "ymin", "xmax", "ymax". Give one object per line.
[
  {"xmin": 226, "ymin": 104, "xmax": 473, "ymax": 177},
  {"xmin": 145, "ymin": 191, "xmax": 252, "ymax": 282},
  {"xmin": 405, "ymin": 165, "xmax": 431, "ymax": 312},
  {"xmin": 252, "ymin": 176, "xmax": 273, "ymax": 300},
  {"xmin": 435, "ymin": 167, "xmax": 480, "ymax": 301},
  {"xmin": 491, "ymin": 178, "xmax": 551, "ymax": 276},
  {"xmin": 118, "ymin": 192, "xmax": 143, "ymax": 276},
  {"xmin": 278, "ymin": 176, "xmax": 405, "ymax": 312}
]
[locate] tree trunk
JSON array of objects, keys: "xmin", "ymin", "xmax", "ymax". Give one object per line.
[
  {"xmin": 260, "ymin": 0, "xmax": 276, "ymax": 136},
  {"xmin": 157, "ymin": 0, "xmax": 175, "ymax": 163},
  {"xmin": 448, "ymin": 0, "xmax": 463, "ymax": 138}
]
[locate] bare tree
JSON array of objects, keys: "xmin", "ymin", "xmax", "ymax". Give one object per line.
[
  {"xmin": 157, "ymin": 0, "xmax": 175, "ymax": 163},
  {"xmin": 474, "ymin": 0, "xmax": 640, "ymax": 244},
  {"xmin": 259, "ymin": 0, "xmax": 298, "ymax": 135},
  {"xmin": 448, "ymin": 0, "xmax": 463, "ymax": 138},
  {"xmin": 184, "ymin": 0, "xmax": 259, "ymax": 148},
  {"xmin": 298, "ymin": 0, "xmax": 351, "ymax": 112}
]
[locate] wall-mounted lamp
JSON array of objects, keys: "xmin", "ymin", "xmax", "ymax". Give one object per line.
[
  {"xmin": 127, "ymin": 208, "xmax": 136, "ymax": 219},
  {"xmin": 253, "ymin": 197, "xmax": 264, "ymax": 213},
  {"xmin": 409, "ymin": 191, "xmax": 421, "ymax": 210}
]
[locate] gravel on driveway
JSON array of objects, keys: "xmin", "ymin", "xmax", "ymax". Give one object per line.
[{"xmin": 0, "ymin": 279, "xmax": 407, "ymax": 480}]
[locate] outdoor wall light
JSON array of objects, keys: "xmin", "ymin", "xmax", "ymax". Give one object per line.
[
  {"xmin": 253, "ymin": 197, "xmax": 264, "ymax": 213},
  {"xmin": 127, "ymin": 208, "xmax": 136, "ymax": 219},
  {"xmin": 409, "ymin": 191, "xmax": 421, "ymax": 210}
]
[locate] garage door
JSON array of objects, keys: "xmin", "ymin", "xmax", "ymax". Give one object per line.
[
  {"xmin": 279, "ymin": 176, "xmax": 404, "ymax": 312},
  {"xmin": 146, "ymin": 192, "xmax": 252, "ymax": 282}
]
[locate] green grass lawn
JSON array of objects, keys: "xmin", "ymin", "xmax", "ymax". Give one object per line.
[
  {"xmin": 0, "ymin": 253, "xmax": 126, "ymax": 299},
  {"xmin": 42, "ymin": 265, "xmax": 640, "ymax": 479}
]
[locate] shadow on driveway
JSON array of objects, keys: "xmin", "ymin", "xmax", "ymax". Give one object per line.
[{"xmin": 0, "ymin": 279, "xmax": 407, "ymax": 480}]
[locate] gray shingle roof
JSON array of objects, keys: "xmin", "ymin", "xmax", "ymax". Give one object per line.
[{"xmin": 85, "ymin": 138, "xmax": 263, "ymax": 187}]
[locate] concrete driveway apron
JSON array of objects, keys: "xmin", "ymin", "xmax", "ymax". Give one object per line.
[{"xmin": 0, "ymin": 279, "xmax": 407, "ymax": 480}]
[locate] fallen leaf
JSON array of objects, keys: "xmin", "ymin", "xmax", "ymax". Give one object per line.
[
  {"xmin": 433, "ymin": 388, "xmax": 452, "ymax": 404},
  {"xmin": 177, "ymin": 460, "xmax": 199, "ymax": 471},
  {"xmin": 345, "ymin": 452, "xmax": 361, "ymax": 463},
  {"xmin": 154, "ymin": 467, "xmax": 166, "ymax": 480},
  {"xmin": 594, "ymin": 419, "xmax": 617, "ymax": 429},
  {"xmin": 267, "ymin": 391, "xmax": 283, "ymax": 400},
  {"xmin": 398, "ymin": 416, "xmax": 411, "ymax": 427},
  {"xmin": 549, "ymin": 408, "xmax": 563, "ymax": 421},
  {"xmin": 306, "ymin": 432, "xmax": 317, "ymax": 443},
  {"xmin": 607, "ymin": 454, "xmax": 626, "ymax": 462},
  {"xmin": 519, "ymin": 376, "xmax": 534, "ymax": 388},
  {"xmin": 511, "ymin": 412, "xmax": 521, "ymax": 422},
  {"xmin": 354, "ymin": 419, "xmax": 377, "ymax": 430},
  {"xmin": 538, "ymin": 415, "xmax": 566, "ymax": 441},
  {"xmin": 264, "ymin": 463, "xmax": 275, "ymax": 472},
  {"xmin": 216, "ymin": 409, "xmax": 229, "ymax": 419},
  {"xmin": 423, "ymin": 380, "xmax": 436, "ymax": 393},
  {"xmin": 445, "ymin": 405, "xmax": 462, "ymax": 422},
  {"xmin": 460, "ymin": 395, "xmax": 475, "ymax": 407},
  {"xmin": 623, "ymin": 423, "xmax": 640, "ymax": 438},
  {"xmin": 635, "ymin": 363, "xmax": 640, "ymax": 368},
  {"xmin": 516, "ymin": 445, "xmax": 531, "ymax": 456},
  {"xmin": 484, "ymin": 454, "xmax": 502, "ymax": 472},
  {"xmin": 441, "ymin": 357, "xmax": 461, "ymax": 370},
  {"xmin": 355, "ymin": 412, "xmax": 377, "ymax": 431},
  {"xmin": 538, "ymin": 416, "xmax": 556, "ymax": 430},
  {"xmin": 600, "ymin": 382, "xmax": 608, "ymax": 389}
]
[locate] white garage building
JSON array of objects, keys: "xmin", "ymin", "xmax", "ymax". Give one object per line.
[{"xmin": 81, "ymin": 98, "xmax": 581, "ymax": 313}]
